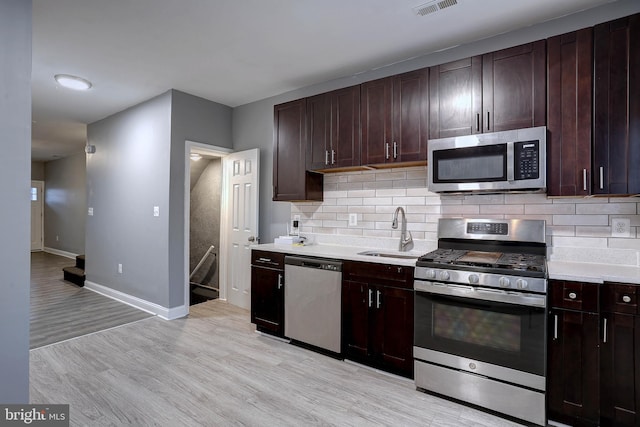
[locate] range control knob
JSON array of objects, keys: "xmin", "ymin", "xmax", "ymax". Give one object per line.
[
  {"xmin": 516, "ymin": 279, "xmax": 528, "ymax": 290},
  {"xmin": 439, "ymin": 270, "xmax": 450, "ymax": 281},
  {"xmin": 468, "ymin": 274, "xmax": 479, "ymax": 284},
  {"xmin": 426, "ymin": 269, "xmax": 436, "ymax": 279},
  {"xmin": 499, "ymin": 277, "xmax": 511, "ymax": 288}
]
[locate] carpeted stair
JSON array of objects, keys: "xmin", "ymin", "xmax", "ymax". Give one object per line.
[{"xmin": 63, "ymin": 254, "xmax": 85, "ymax": 287}]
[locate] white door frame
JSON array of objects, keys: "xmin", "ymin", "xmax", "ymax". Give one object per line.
[{"xmin": 184, "ymin": 140, "xmax": 233, "ymax": 313}]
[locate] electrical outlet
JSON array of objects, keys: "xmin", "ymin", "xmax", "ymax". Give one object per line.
[
  {"xmin": 118, "ymin": 263, "xmax": 123, "ymax": 274},
  {"xmin": 153, "ymin": 206, "xmax": 160, "ymax": 217},
  {"xmin": 349, "ymin": 213, "xmax": 358, "ymax": 226},
  {"xmin": 612, "ymin": 218, "xmax": 631, "ymax": 238}
]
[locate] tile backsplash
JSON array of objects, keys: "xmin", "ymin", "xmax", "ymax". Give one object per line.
[{"xmin": 291, "ymin": 166, "xmax": 640, "ymax": 266}]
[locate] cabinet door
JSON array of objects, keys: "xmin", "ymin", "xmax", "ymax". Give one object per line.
[
  {"xmin": 429, "ymin": 56, "xmax": 482, "ymax": 138},
  {"xmin": 547, "ymin": 309, "xmax": 600, "ymax": 426},
  {"xmin": 250, "ymin": 266, "xmax": 284, "ymax": 336},
  {"xmin": 371, "ymin": 285, "xmax": 414, "ymax": 378},
  {"xmin": 392, "ymin": 68, "xmax": 429, "ymax": 163},
  {"xmin": 593, "ymin": 13, "xmax": 640, "ymax": 195},
  {"xmin": 482, "ymin": 40, "xmax": 546, "ymax": 133},
  {"xmin": 361, "ymin": 77, "xmax": 393, "ymax": 165},
  {"xmin": 332, "ymin": 85, "xmax": 361, "ymax": 168},
  {"xmin": 342, "ymin": 280, "xmax": 369, "ymax": 360},
  {"xmin": 547, "ymin": 29, "xmax": 593, "ymax": 197},
  {"xmin": 600, "ymin": 312, "xmax": 640, "ymax": 426},
  {"xmin": 307, "ymin": 93, "xmax": 331, "ymax": 170}
]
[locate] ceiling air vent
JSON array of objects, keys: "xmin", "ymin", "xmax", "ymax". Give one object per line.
[{"xmin": 413, "ymin": 0, "xmax": 458, "ymax": 17}]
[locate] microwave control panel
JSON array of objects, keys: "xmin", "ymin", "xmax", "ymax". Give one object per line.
[{"xmin": 514, "ymin": 140, "xmax": 539, "ymax": 180}]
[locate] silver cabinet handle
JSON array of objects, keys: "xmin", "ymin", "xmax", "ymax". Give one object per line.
[
  {"xmin": 476, "ymin": 113, "xmax": 480, "ymax": 132},
  {"xmin": 623, "ymin": 295, "xmax": 632, "ymax": 303},
  {"xmin": 603, "ymin": 318, "xmax": 608, "ymax": 343},
  {"xmin": 277, "ymin": 274, "xmax": 283, "ymax": 290},
  {"xmin": 393, "ymin": 142, "xmax": 398, "ymax": 159},
  {"xmin": 331, "ymin": 149, "xmax": 335, "ymax": 165},
  {"xmin": 583, "ymin": 169, "xmax": 587, "ymax": 191},
  {"xmin": 325, "ymin": 150, "xmax": 329, "ymax": 165},
  {"xmin": 487, "ymin": 111, "xmax": 490, "ymax": 130},
  {"xmin": 376, "ymin": 290, "xmax": 381, "ymax": 309},
  {"xmin": 385, "ymin": 142, "xmax": 390, "ymax": 159},
  {"xmin": 554, "ymin": 314, "xmax": 558, "ymax": 340},
  {"xmin": 599, "ymin": 166, "xmax": 604, "ymax": 190},
  {"xmin": 568, "ymin": 292, "xmax": 577, "ymax": 300},
  {"xmin": 368, "ymin": 288, "xmax": 373, "ymax": 308}
]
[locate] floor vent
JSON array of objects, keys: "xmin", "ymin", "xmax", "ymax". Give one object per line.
[{"xmin": 413, "ymin": 0, "xmax": 458, "ymax": 16}]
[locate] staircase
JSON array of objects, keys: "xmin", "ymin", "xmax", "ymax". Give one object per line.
[{"xmin": 62, "ymin": 254, "xmax": 85, "ymax": 287}]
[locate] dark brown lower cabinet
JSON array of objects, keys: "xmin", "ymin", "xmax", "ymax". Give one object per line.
[
  {"xmin": 548, "ymin": 280, "xmax": 640, "ymax": 426},
  {"xmin": 250, "ymin": 250, "xmax": 285, "ymax": 337},
  {"xmin": 600, "ymin": 283, "xmax": 640, "ymax": 427},
  {"xmin": 342, "ymin": 261, "xmax": 414, "ymax": 378}
]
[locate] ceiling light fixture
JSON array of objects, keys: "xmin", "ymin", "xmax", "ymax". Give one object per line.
[
  {"xmin": 54, "ymin": 74, "xmax": 93, "ymax": 91},
  {"xmin": 190, "ymin": 153, "xmax": 202, "ymax": 161}
]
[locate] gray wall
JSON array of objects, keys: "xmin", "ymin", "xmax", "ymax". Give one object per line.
[
  {"xmin": 190, "ymin": 158, "xmax": 222, "ymax": 288},
  {"xmin": 31, "ymin": 161, "xmax": 45, "ymax": 181},
  {"xmin": 0, "ymin": 0, "xmax": 31, "ymax": 403},
  {"xmin": 86, "ymin": 91, "xmax": 173, "ymax": 306},
  {"xmin": 44, "ymin": 152, "xmax": 87, "ymax": 254},
  {"xmin": 232, "ymin": 0, "xmax": 640, "ymax": 245},
  {"xmin": 86, "ymin": 90, "xmax": 231, "ymax": 309}
]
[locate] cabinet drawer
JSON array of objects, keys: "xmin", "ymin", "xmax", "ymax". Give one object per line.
[
  {"xmin": 251, "ymin": 250, "xmax": 285, "ymax": 269},
  {"xmin": 602, "ymin": 282, "xmax": 639, "ymax": 314},
  {"xmin": 549, "ymin": 280, "xmax": 599, "ymax": 312},
  {"xmin": 343, "ymin": 261, "xmax": 414, "ymax": 289}
]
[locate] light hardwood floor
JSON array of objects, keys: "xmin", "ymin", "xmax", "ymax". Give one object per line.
[
  {"xmin": 30, "ymin": 300, "xmax": 524, "ymax": 426},
  {"xmin": 30, "ymin": 252, "xmax": 153, "ymax": 349}
]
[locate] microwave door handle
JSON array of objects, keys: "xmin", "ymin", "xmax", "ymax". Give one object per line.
[{"xmin": 506, "ymin": 143, "xmax": 515, "ymax": 182}]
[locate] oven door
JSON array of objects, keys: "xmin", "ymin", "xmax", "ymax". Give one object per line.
[{"xmin": 414, "ymin": 281, "xmax": 546, "ymax": 377}]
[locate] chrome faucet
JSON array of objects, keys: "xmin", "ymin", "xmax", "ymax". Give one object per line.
[{"xmin": 391, "ymin": 207, "xmax": 413, "ymax": 252}]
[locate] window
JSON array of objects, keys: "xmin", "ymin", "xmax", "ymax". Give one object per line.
[{"xmin": 31, "ymin": 187, "xmax": 38, "ymax": 201}]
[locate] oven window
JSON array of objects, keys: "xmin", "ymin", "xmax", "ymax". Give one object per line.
[
  {"xmin": 433, "ymin": 144, "xmax": 507, "ymax": 183},
  {"xmin": 415, "ymin": 291, "xmax": 545, "ymax": 376},
  {"xmin": 434, "ymin": 303, "xmax": 521, "ymax": 353}
]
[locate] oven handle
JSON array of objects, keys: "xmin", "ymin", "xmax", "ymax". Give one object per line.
[{"xmin": 414, "ymin": 281, "xmax": 546, "ymax": 308}]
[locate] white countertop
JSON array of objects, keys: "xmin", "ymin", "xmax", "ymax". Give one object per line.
[
  {"xmin": 253, "ymin": 243, "xmax": 640, "ymax": 284},
  {"xmin": 253, "ymin": 243, "xmax": 420, "ymax": 267}
]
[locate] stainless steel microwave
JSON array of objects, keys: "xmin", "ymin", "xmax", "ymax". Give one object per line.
[{"xmin": 427, "ymin": 126, "xmax": 546, "ymax": 193}]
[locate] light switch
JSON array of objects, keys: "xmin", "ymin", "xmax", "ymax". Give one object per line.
[
  {"xmin": 349, "ymin": 213, "xmax": 358, "ymax": 226},
  {"xmin": 153, "ymin": 206, "xmax": 159, "ymax": 217},
  {"xmin": 88, "ymin": 207, "xmax": 94, "ymax": 216}
]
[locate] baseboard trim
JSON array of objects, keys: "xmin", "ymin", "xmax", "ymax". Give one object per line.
[
  {"xmin": 84, "ymin": 280, "xmax": 188, "ymax": 320},
  {"xmin": 44, "ymin": 247, "xmax": 78, "ymax": 259}
]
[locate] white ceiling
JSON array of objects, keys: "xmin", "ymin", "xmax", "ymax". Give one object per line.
[{"xmin": 32, "ymin": 0, "xmax": 614, "ymax": 161}]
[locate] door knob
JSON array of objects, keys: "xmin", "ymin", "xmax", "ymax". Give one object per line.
[{"xmin": 248, "ymin": 236, "xmax": 260, "ymax": 243}]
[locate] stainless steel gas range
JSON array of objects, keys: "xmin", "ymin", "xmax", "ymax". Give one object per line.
[{"xmin": 413, "ymin": 218, "xmax": 548, "ymax": 427}]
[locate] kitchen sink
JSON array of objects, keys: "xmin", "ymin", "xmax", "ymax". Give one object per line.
[{"xmin": 357, "ymin": 250, "xmax": 419, "ymax": 260}]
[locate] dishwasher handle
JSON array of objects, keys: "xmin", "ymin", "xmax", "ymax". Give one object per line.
[{"xmin": 284, "ymin": 255, "xmax": 342, "ymax": 272}]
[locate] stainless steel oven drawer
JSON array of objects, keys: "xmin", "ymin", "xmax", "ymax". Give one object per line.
[{"xmin": 414, "ymin": 359, "xmax": 546, "ymax": 426}]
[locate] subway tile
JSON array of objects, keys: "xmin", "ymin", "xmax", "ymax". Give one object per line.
[
  {"xmin": 364, "ymin": 229, "xmax": 393, "ymax": 238},
  {"xmin": 575, "ymin": 226, "xmax": 612, "ymax": 237},
  {"xmin": 546, "ymin": 225, "xmax": 575, "ymax": 236},
  {"xmin": 324, "ymin": 190, "xmax": 349, "ymax": 199},
  {"xmin": 338, "ymin": 197, "xmax": 361, "ymax": 206},
  {"xmin": 312, "ymin": 212, "xmax": 337, "ymax": 220},
  {"xmin": 553, "ymin": 214, "xmax": 609, "ymax": 226},
  {"xmin": 392, "ymin": 196, "xmax": 426, "ymax": 206},
  {"xmin": 608, "ymin": 238, "xmax": 640, "ymax": 249},
  {"xmin": 507, "ymin": 214, "xmax": 553, "ymax": 222},
  {"xmin": 393, "ymin": 179, "xmax": 427, "ymax": 189},
  {"xmin": 320, "ymin": 198, "xmax": 337, "ymax": 206},
  {"xmin": 376, "ymin": 188, "xmax": 407, "ymax": 197},
  {"xmin": 337, "ymin": 228, "xmax": 364, "ymax": 236},
  {"xmin": 321, "ymin": 206, "xmax": 348, "ymax": 213},
  {"xmin": 322, "ymin": 220, "xmax": 348, "ymax": 228},
  {"xmin": 608, "ymin": 197, "xmax": 640, "ymax": 204},
  {"xmin": 576, "ymin": 202, "xmax": 637, "ymax": 215},
  {"xmin": 480, "ymin": 204, "xmax": 524, "ymax": 215},
  {"xmin": 363, "ymin": 181, "xmax": 395, "ymax": 190},
  {"xmin": 552, "ymin": 197, "xmax": 606, "ymax": 204},
  {"xmin": 323, "ymin": 174, "xmax": 348, "ymax": 184},
  {"xmin": 440, "ymin": 195, "xmax": 464, "ymax": 204},
  {"xmin": 407, "ymin": 205, "xmax": 441, "ymax": 214},
  {"xmin": 406, "ymin": 168, "xmax": 428, "ymax": 179},
  {"xmin": 337, "ymin": 182, "xmax": 364, "ymax": 191},
  {"xmin": 311, "ymin": 227, "xmax": 337, "ymax": 234},
  {"xmin": 525, "ymin": 203, "xmax": 575, "ymax": 214},
  {"xmin": 376, "ymin": 205, "xmax": 400, "ymax": 214},
  {"xmin": 348, "ymin": 206, "xmax": 376, "ymax": 214},
  {"xmin": 362, "ymin": 197, "xmax": 392, "ymax": 205},
  {"xmin": 552, "ymin": 236, "xmax": 608, "ymax": 248},
  {"xmin": 505, "ymin": 194, "xmax": 550, "ymax": 204},
  {"xmin": 323, "ymin": 183, "xmax": 338, "ymax": 191},
  {"xmin": 376, "ymin": 171, "xmax": 407, "ymax": 181},
  {"xmin": 406, "ymin": 187, "xmax": 432, "ymax": 197},
  {"xmin": 363, "ymin": 213, "xmax": 393, "ymax": 222},
  {"xmin": 441, "ymin": 205, "xmax": 480, "ymax": 215},
  {"xmin": 464, "ymin": 194, "xmax": 505, "ymax": 205},
  {"xmin": 347, "ymin": 173, "xmax": 372, "ymax": 183},
  {"xmin": 347, "ymin": 189, "xmax": 377, "ymax": 198}
]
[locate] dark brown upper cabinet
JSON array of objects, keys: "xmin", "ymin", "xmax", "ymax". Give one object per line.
[
  {"xmin": 429, "ymin": 41, "xmax": 546, "ymax": 139},
  {"xmin": 273, "ymin": 99, "xmax": 323, "ymax": 201},
  {"xmin": 361, "ymin": 68, "xmax": 429, "ymax": 166},
  {"xmin": 307, "ymin": 85, "xmax": 360, "ymax": 171},
  {"xmin": 547, "ymin": 28, "xmax": 593, "ymax": 197},
  {"xmin": 593, "ymin": 13, "xmax": 640, "ymax": 195}
]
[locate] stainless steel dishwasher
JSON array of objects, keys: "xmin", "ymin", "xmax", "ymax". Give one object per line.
[{"xmin": 284, "ymin": 255, "xmax": 342, "ymax": 354}]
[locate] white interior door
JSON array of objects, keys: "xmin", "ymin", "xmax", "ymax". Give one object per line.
[
  {"xmin": 222, "ymin": 148, "xmax": 259, "ymax": 309},
  {"xmin": 31, "ymin": 180, "xmax": 44, "ymax": 251}
]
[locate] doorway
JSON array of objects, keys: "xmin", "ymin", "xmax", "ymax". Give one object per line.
[{"xmin": 31, "ymin": 180, "xmax": 44, "ymax": 251}]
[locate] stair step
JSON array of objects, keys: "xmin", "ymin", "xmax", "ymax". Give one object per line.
[
  {"xmin": 63, "ymin": 266, "xmax": 85, "ymax": 287},
  {"xmin": 76, "ymin": 254, "xmax": 85, "ymax": 269}
]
